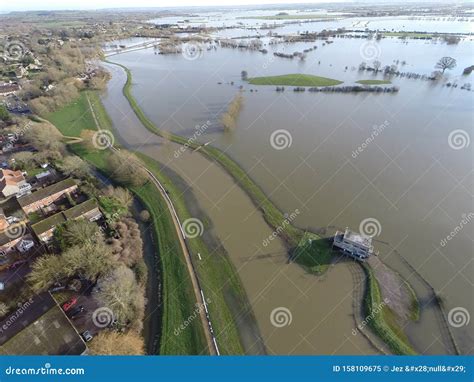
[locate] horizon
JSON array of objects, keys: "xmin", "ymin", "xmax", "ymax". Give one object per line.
[{"xmin": 2, "ymin": 0, "xmax": 468, "ymax": 13}]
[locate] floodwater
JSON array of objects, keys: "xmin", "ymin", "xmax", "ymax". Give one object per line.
[
  {"xmin": 101, "ymin": 62, "xmax": 377, "ymax": 355},
  {"xmin": 103, "ymin": 16, "xmax": 473, "ymax": 354}
]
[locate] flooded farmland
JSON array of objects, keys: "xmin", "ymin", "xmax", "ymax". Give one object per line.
[{"xmin": 102, "ymin": 11, "xmax": 473, "ymax": 354}]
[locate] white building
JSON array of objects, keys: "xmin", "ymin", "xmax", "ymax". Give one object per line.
[
  {"xmin": 333, "ymin": 228, "xmax": 373, "ymax": 261},
  {"xmin": 0, "ymin": 169, "xmax": 31, "ymax": 198}
]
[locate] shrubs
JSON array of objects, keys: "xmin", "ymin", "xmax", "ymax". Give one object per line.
[
  {"xmin": 56, "ymin": 155, "xmax": 91, "ymax": 179},
  {"xmin": 107, "ymin": 151, "xmax": 148, "ymax": 187},
  {"xmin": 94, "ymin": 265, "xmax": 145, "ymax": 332},
  {"xmin": 107, "ymin": 218, "xmax": 143, "ymax": 267},
  {"xmin": 220, "ymin": 92, "xmax": 244, "ymax": 131},
  {"xmin": 28, "ymin": 242, "xmax": 115, "ymax": 292},
  {"xmin": 88, "ymin": 331, "xmax": 145, "ymax": 355}
]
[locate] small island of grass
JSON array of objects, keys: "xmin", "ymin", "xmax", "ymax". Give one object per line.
[
  {"xmin": 248, "ymin": 74, "xmax": 343, "ymax": 87},
  {"xmin": 356, "ymin": 79, "xmax": 392, "ymax": 85}
]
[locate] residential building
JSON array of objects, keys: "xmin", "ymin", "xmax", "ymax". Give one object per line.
[
  {"xmin": 31, "ymin": 198, "xmax": 102, "ymax": 243},
  {"xmin": 17, "ymin": 178, "xmax": 77, "ymax": 214},
  {"xmin": 0, "ymin": 231, "xmax": 23, "ymax": 254},
  {"xmin": 333, "ymin": 228, "xmax": 374, "ymax": 261},
  {"xmin": 0, "ymin": 82, "xmax": 20, "ymax": 96},
  {"xmin": 0, "ymin": 169, "xmax": 31, "ymax": 198},
  {"xmin": 0, "ymin": 293, "xmax": 87, "ymax": 355}
]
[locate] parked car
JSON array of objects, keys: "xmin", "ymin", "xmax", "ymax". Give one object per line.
[
  {"xmin": 68, "ymin": 305, "xmax": 85, "ymax": 319},
  {"xmin": 16, "ymin": 239, "xmax": 34, "ymax": 253},
  {"xmin": 62, "ymin": 297, "xmax": 78, "ymax": 312},
  {"xmin": 81, "ymin": 331, "xmax": 93, "ymax": 342}
]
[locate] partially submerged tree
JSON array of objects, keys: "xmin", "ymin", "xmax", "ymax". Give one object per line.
[
  {"xmin": 220, "ymin": 92, "xmax": 244, "ymax": 131},
  {"xmin": 435, "ymin": 56, "xmax": 457, "ymax": 73},
  {"xmin": 373, "ymin": 60, "xmax": 382, "ymax": 72}
]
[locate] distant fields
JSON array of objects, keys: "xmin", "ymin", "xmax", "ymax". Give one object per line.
[
  {"xmin": 248, "ymin": 74, "xmax": 343, "ymax": 87},
  {"xmin": 239, "ymin": 14, "xmax": 339, "ymax": 21}
]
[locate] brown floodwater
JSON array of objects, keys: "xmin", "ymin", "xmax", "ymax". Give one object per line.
[
  {"xmin": 101, "ymin": 33, "xmax": 473, "ymax": 354},
  {"xmin": 101, "ymin": 62, "xmax": 378, "ymax": 355}
]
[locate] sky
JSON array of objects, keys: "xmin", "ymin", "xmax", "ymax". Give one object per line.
[{"xmin": 1, "ymin": 0, "xmax": 350, "ymax": 12}]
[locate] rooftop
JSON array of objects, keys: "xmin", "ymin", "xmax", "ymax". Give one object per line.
[
  {"xmin": 63, "ymin": 198, "xmax": 98, "ymax": 220},
  {"xmin": 17, "ymin": 178, "xmax": 77, "ymax": 207},
  {"xmin": 0, "ymin": 168, "xmax": 25, "ymax": 187},
  {"xmin": 339, "ymin": 229, "xmax": 372, "ymax": 248},
  {"xmin": 0, "ymin": 293, "xmax": 86, "ymax": 355},
  {"xmin": 31, "ymin": 198, "xmax": 99, "ymax": 236}
]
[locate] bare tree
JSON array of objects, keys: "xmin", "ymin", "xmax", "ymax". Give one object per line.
[
  {"xmin": 373, "ymin": 60, "xmax": 382, "ymax": 72},
  {"xmin": 435, "ymin": 57, "xmax": 457, "ymax": 73},
  {"xmin": 57, "ymin": 155, "xmax": 91, "ymax": 178},
  {"xmin": 88, "ymin": 331, "xmax": 145, "ymax": 355}
]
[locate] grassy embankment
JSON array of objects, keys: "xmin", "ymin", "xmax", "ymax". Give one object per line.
[
  {"xmin": 363, "ymin": 265, "xmax": 417, "ymax": 355},
  {"xmin": 46, "ymin": 91, "xmax": 209, "ymax": 355},
  {"xmin": 248, "ymin": 74, "xmax": 343, "ymax": 87},
  {"xmin": 356, "ymin": 80, "xmax": 392, "ymax": 85},
  {"xmin": 106, "ymin": 61, "xmax": 419, "ymax": 355}
]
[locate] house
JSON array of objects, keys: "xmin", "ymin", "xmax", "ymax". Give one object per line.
[
  {"xmin": 0, "ymin": 169, "xmax": 32, "ymax": 198},
  {"xmin": 333, "ymin": 228, "xmax": 373, "ymax": 261},
  {"xmin": 0, "ymin": 82, "xmax": 20, "ymax": 96},
  {"xmin": 0, "ymin": 293, "xmax": 87, "ymax": 355},
  {"xmin": 17, "ymin": 178, "xmax": 77, "ymax": 214},
  {"xmin": 31, "ymin": 198, "xmax": 102, "ymax": 243},
  {"xmin": 0, "ymin": 231, "xmax": 23, "ymax": 254},
  {"xmin": 0, "ymin": 209, "xmax": 9, "ymax": 231}
]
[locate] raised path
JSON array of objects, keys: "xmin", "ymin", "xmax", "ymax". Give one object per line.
[{"xmin": 85, "ymin": 90, "xmax": 219, "ymax": 355}]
